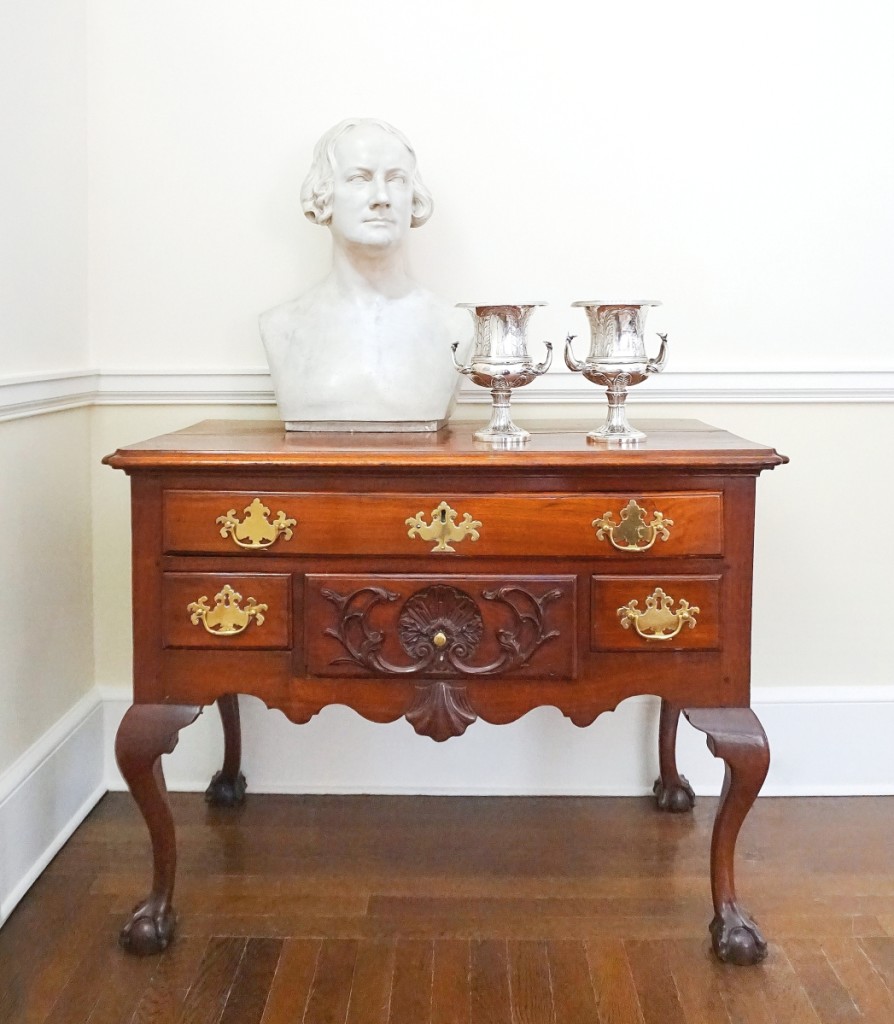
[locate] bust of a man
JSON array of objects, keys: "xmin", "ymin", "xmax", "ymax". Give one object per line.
[{"xmin": 260, "ymin": 118, "xmax": 468, "ymax": 430}]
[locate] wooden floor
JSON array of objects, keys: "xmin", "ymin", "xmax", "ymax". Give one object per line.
[{"xmin": 2, "ymin": 793, "xmax": 894, "ymax": 1023}]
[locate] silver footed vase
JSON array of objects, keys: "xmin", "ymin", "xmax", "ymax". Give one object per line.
[
  {"xmin": 452, "ymin": 303, "xmax": 552, "ymax": 444},
  {"xmin": 564, "ymin": 300, "xmax": 668, "ymax": 443}
]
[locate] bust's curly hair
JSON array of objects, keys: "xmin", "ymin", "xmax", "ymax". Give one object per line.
[{"xmin": 300, "ymin": 118, "xmax": 434, "ymax": 228}]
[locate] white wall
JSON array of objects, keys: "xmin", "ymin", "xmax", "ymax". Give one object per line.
[
  {"xmin": 0, "ymin": 0, "xmax": 91, "ymax": 774},
  {"xmin": 86, "ymin": 1, "xmax": 894, "ymax": 374},
  {"xmin": 1, "ymin": 0, "xmax": 88, "ymax": 377}
]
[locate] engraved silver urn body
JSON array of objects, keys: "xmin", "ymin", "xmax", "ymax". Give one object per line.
[
  {"xmin": 452, "ymin": 303, "xmax": 552, "ymax": 444},
  {"xmin": 564, "ymin": 301, "xmax": 668, "ymax": 443}
]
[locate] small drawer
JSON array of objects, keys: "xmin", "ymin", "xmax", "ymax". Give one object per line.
[
  {"xmin": 590, "ymin": 575, "xmax": 721, "ymax": 652},
  {"xmin": 162, "ymin": 573, "xmax": 291, "ymax": 649},
  {"xmin": 304, "ymin": 574, "xmax": 576, "ymax": 678},
  {"xmin": 163, "ymin": 490, "xmax": 722, "ymax": 558}
]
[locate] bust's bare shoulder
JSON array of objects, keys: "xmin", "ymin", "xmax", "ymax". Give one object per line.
[{"xmin": 259, "ymin": 290, "xmax": 322, "ymax": 333}]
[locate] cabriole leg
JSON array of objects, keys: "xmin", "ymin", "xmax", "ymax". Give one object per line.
[
  {"xmin": 115, "ymin": 703, "xmax": 201, "ymax": 955},
  {"xmin": 653, "ymin": 699, "xmax": 696, "ymax": 812},
  {"xmin": 683, "ymin": 707, "xmax": 770, "ymax": 966},
  {"xmin": 205, "ymin": 693, "xmax": 247, "ymax": 807}
]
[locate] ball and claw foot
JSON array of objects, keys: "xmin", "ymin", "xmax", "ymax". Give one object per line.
[
  {"xmin": 204, "ymin": 770, "xmax": 247, "ymax": 807},
  {"xmin": 653, "ymin": 774, "xmax": 696, "ymax": 812},
  {"xmin": 119, "ymin": 901, "xmax": 176, "ymax": 956},
  {"xmin": 710, "ymin": 907, "xmax": 768, "ymax": 966}
]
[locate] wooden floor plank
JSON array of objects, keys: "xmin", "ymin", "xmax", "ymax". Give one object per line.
[
  {"xmin": 624, "ymin": 940, "xmax": 687, "ymax": 1024},
  {"xmin": 175, "ymin": 936, "xmax": 246, "ymax": 1024},
  {"xmin": 546, "ymin": 941, "xmax": 599, "ymax": 1023},
  {"xmin": 259, "ymin": 938, "xmax": 321, "ymax": 1024},
  {"xmin": 585, "ymin": 939, "xmax": 644, "ymax": 1024},
  {"xmin": 388, "ymin": 940, "xmax": 433, "ymax": 1024},
  {"xmin": 346, "ymin": 940, "xmax": 395, "ymax": 1024},
  {"xmin": 219, "ymin": 938, "xmax": 283, "ymax": 1024},
  {"xmin": 748, "ymin": 945, "xmax": 821, "ymax": 1024},
  {"xmin": 716, "ymin": 962, "xmax": 776, "ymax": 1024},
  {"xmin": 129, "ymin": 936, "xmax": 212, "ymax": 1024},
  {"xmin": 507, "ymin": 941, "xmax": 554, "ymax": 1024},
  {"xmin": 820, "ymin": 937, "xmax": 894, "ymax": 1022},
  {"xmin": 785, "ymin": 938, "xmax": 862, "ymax": 1023},
  {"xmin": 858, "ymin": 936, "xmax": 894, "ymax": 996},
  {"xmin": 431, "ymin": 940, "xmax": 471, "ymax": 1024},
  {"xmin": 302, "ymin": 939, "xmax": 359, "ymax": 1024},
  {"xmin": 470, "ymin": 939, "xmax": 511, "ymax": 1024},
  {"xmin": 664, "ymin": 939, "xmax": 733, "ymax": 1024},
  {"xmin": 9, "ymin": 898, "xmax": 115, "ymax": 1024},
  {"xmin": 0, "ymin": 876, "xmax": 95, "ymax": 1023}
]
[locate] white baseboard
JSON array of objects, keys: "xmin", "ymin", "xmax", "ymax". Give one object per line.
[
  {"xmin": 100, "ymin": 685, "xmax": 894, "ymax": 798},
  {"xmin": 0, "ymin": 691, "xmax": 106, "ymax": 924}
]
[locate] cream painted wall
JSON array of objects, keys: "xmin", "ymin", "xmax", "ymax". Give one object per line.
[
  {"xmin": 0, "ymin": 412, "xmax": 94, "ymax": 769},
  {"xmin": 87, "ymin": 1, "xmax": 894, "ymax": 375}
]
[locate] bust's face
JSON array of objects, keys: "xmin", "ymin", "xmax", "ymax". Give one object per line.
[{"xmin": 329, "ymin": 124, "xmax": 415, "ymax": 250}]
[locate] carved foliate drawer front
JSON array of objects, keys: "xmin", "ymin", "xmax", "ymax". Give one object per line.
[
  {"xmin": 305, "ymin": 575, "xmax": 576, "ymax": 678},
  {"xmin": 590, "ymin": 575, "xmax": 721, "ymax": 652},
  {"xmin": 162, "ymin": 573, "xmax": 291, "ymax": 649},
  {"xmin": 163, "ymin": 490, "xmax": 721, "ymax": 557}
]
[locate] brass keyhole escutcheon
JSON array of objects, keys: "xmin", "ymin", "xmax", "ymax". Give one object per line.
[
  {"xmin": 433, "ymin": 630, "xmax": 448, "ymax": 648},
  {"xmin": 406, "ymin": 501, "xmax": 482, "ymax": 552}
]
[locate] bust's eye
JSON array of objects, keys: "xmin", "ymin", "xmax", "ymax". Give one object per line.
[
  {"xmin": 388, "ymin": 173, "xmax": 408, "ymax": 185},
  {"xmin": 347, "ymin": 171, "xmax": 370, "ymax": 183}
]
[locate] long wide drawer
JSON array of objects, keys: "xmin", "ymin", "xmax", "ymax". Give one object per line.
[{"xmin": 163, "ymin": 490, "xmax": 723, "ymax": 557}]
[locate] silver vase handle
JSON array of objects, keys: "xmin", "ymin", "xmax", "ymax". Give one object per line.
[
  {"xmin": 647, "ymin": 333, "xmax": 669, "ymax": 374},
  {"xmin": 451, "ymin": 341, "xmax": 473, "ymax": 375},
  {"xmin": 563, "ymin": 334, "xmax": 584, "ymax": 372},
  {"xmin": 533, "ymin": 341, "xmax": 553, "ymax": 375}
]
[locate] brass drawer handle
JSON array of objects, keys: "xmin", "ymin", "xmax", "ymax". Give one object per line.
[
  {"xmin": 406, "ymin": 501, "xmax": 482, "ymax": 552},
  {"xmin": 593, "ymin": 499, "xmax": 672, "ymax": 552},
  {"xmin": 217, "ymin": 498, "xmax": 296, "ymax": 549},
  {"xmin": 187, "ymin": 585, "xmax": 268, "ymax": 636},
  {"xmin": 617, "ymin": 587, "xmax": 699, "ymax": 641}
]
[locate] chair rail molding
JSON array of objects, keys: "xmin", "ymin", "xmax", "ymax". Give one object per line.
[{"xmin": 2, "ymin": 368, "xmax": 894, "ymax": 421}]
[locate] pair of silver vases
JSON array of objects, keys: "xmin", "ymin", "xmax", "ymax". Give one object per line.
[{"xmin": 453, "ymin": 302, "xmax": 667, "ymax": 444}]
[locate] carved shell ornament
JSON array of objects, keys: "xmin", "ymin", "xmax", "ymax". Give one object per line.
[{"xmin": 398, "ymin": 586, "xmax": 484, "ymax": 663}]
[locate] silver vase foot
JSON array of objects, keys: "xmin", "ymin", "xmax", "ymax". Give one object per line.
[
  {"xmin": 475, "ymin": 385, "xmax": 530, "ymax": 445},
  {"xmin": 586, "ymin": 373, "xmax": 646, "ymax": 443}
]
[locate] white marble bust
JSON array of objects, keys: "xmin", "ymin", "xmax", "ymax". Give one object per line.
[{"xmin": 260, "ymin": 118, "xmax": 468, "ymax": 430}]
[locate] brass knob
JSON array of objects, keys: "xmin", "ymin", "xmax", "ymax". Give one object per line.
[
  {"xmin": 217, "ymin": 497, "xmax": 296, "ymax": 549},
  {"xmin": 593, "ymin": 499, "xmax": 672, "ymax": 552},
  {"xmin": 187, "ymin": 585, "xmax": 267, "ymax": 637},
  {"xmin": 432, "ymin": 630, "xmax": 448, "ymax": 648},
  {"xmin": 617, "ymin": 587, "xmax": 698, "ymax": 641}
]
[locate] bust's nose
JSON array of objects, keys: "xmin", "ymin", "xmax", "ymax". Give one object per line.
[{"xmin": 370, "ymin": 175, "xmax": 391, "ymax": 207}]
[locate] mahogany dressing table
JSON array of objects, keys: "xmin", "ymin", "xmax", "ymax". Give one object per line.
[{"xmin": 103, "ymin": 418, "xmax": 787, "ymax": 965}]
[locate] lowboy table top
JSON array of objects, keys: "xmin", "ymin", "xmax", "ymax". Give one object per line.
[{"xmin": 104, "ymin": 418, "xmax": 787, "ymax": 474}]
